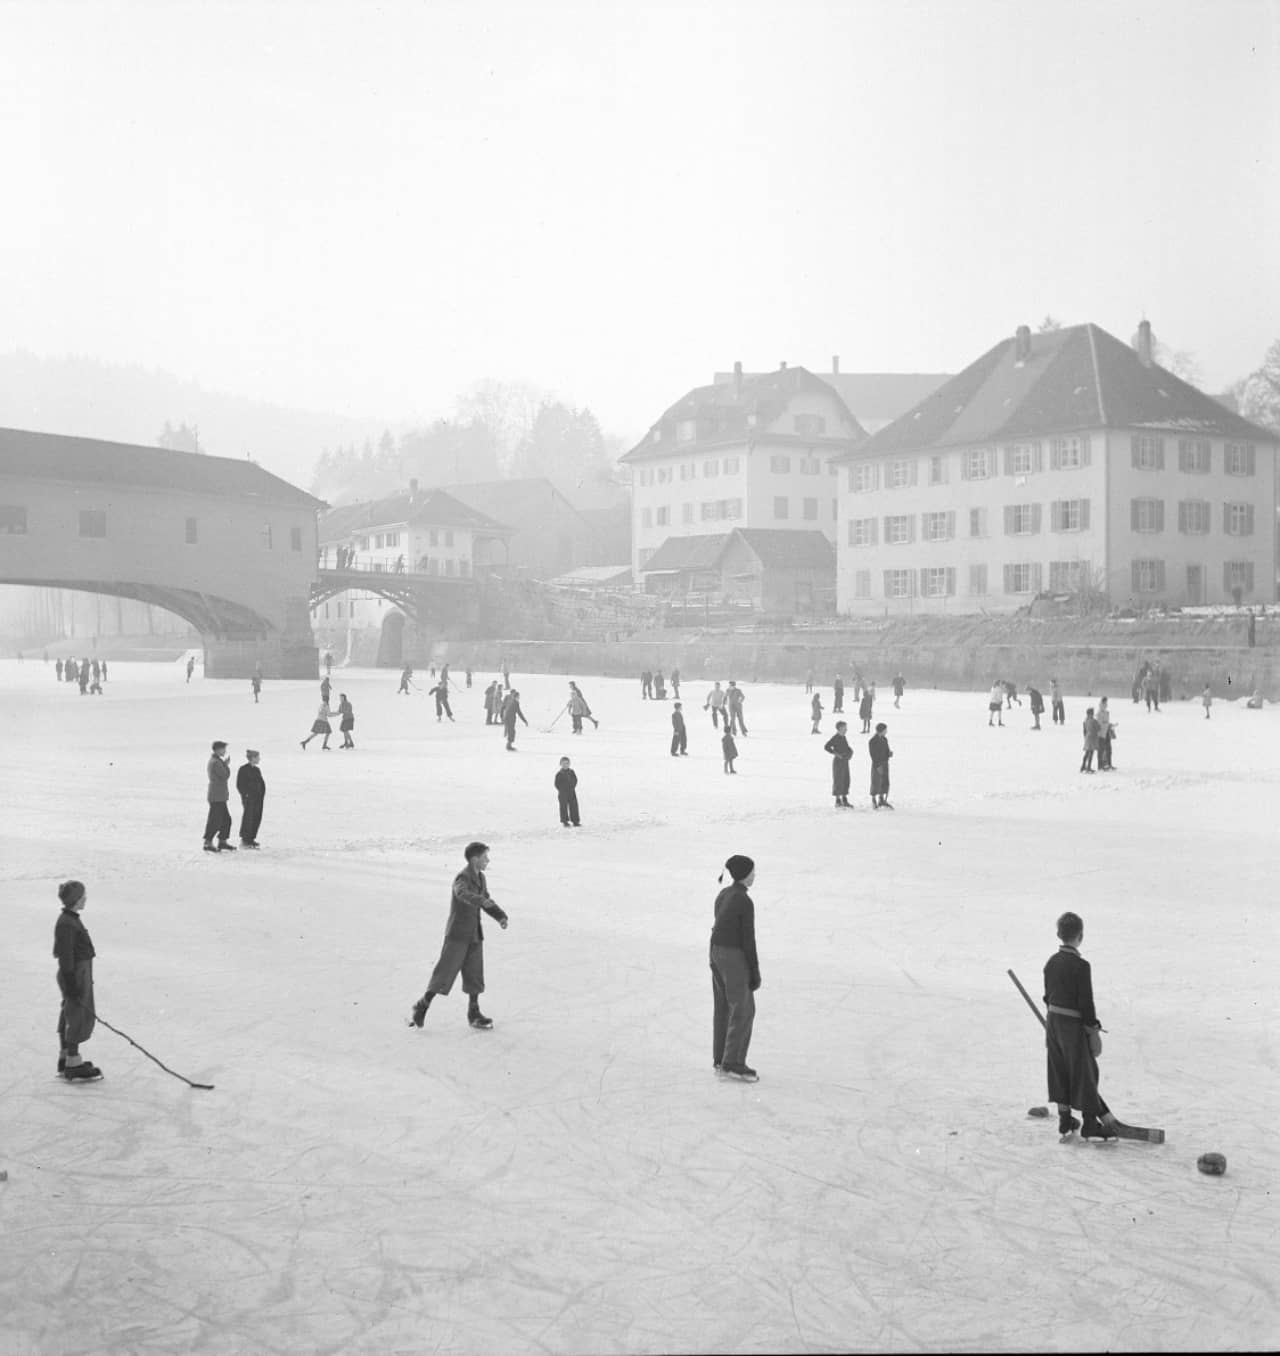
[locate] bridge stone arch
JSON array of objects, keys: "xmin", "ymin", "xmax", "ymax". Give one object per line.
[{"xmin": 0, "ymin": 428, "xmax": 325, "ymax": 677}]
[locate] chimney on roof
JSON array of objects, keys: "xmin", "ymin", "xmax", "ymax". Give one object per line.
[
  {"xmin": 1014, "ymin": 325, "xmax": 1032, "ymax": 365},
  {"xmin": 733, "ymin": 361, "xmax": 743, "ymax": 397},
  {"xmin": 1134, "ymin": 318, "xmax": 1154, "ymax": 368},
  {"xmin": 832, "ymin": 355, "xmax": 840, "ymax": 375},
  {"xmin": 779, "ymin": 361, "xmax": 787, "ymax": 370}
]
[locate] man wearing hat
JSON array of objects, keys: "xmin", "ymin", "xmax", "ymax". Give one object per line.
[
  {"xmin": 409, "ymin": 842, "xmax": 509, "ymax": 1030},
  {"xmin": 203, "ymin": 741, "xmax": 234, "ymax": 852},
  {"xmin": 236, "ymin": 749, "xmax": 266, "ymax": 849},
  {"xmin": 710, "ymin": 854, "xmax": 761, "ymax": 1082}
]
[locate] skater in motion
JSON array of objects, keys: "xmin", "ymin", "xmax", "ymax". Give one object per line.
[
  {"xmin": 203, "ymin": 741, "xmax": 234, "ymax": 852},
  {"xmin": 1043, "ymin": 911, "xmax": 1115, "ymax": 1140},
  {"xmin": 251, "ymin": 671, "xmax": 262, "ymax": 704},
  {"xmin": 186, "ymin": 655, "xmax": 195, "ymax": 683},
  {"xmin": 320, "ymin": 674, "xmax": 332, "ymax": 706},
  {"xmin": 823, "ymin": 720, "xmax": 852, "ymax": 808},
  {"xmin": 869, "ymin": 722, "xmax": 893, "ymax": 808},
  {"xmin": 428, "ymin": 677, "xmax": 454, "ymax": 722},
  {"xmin": 892, "ymin": 673, "xmax": 905, "ymax": 709},
  {"xmin": 301, "ymin": 699, "xmax": 333, "ymax": 750},
  {"xmin": 567, "ymin": 682, "xmax": 596, "ymax": 733},
  {"xmin": 54, "ymin": 880, "xmax": 101, "ymax": 1081},
  {"xmin": 710, "ymin": 855, "xmax": 761, "ymax": 1082},
  {"xmin": 810, "ymin": 690, "xmax": 823, "ymax": 734},
  {"xmin": 501, "ymin": 688, "xmax": 528, "ymax": 750},
  {"xmin": 670, "ymin": 701, "xmax": 688, "ymax": 756},
  {"xmin": 705, "ymin": 681, "xmax": 726, "ymax": 728},
  {"xmin": 236, "ymin": 749, "xmax": 265, "ymax": 848},
  {"xmin": 337, "ymin": 693, "xmax": 355, "ymax": 747},
  {"xmin": 987, "ymin": 681, "xmax": 1005, "ymax": 727},
  {"xmin": 408, "ymin": 842, "xmax": 509, "ymax": 1031},
  {"xmin": 397, "ymin": 665, "xmax": 413, "ymax": 695},
  {"xmin": 554, "ymin": 756, "xmax": 581, "ymax": 826},
  {"xmin": 721, "ymin": 727, "xmax": 738, "ymax": 774}
]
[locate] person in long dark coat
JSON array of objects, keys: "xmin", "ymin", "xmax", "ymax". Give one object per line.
[
  {"xmin": 554, "ymin": 757, "xmax": 581, "ymax": 826},
  {"xmin": 409, "ymin": 842, "xmax": 509, "ymax": 1030},
  {"xmin": 398, "ymin": 665, "xmax": 413, "ymax": 695},
  {"xmin": 501, "ymin": 689, "xmax": 528, "ymax": 750},
  {"xmin": 823, "ymin": 721, "xmax": 852, "ymax": 808},
  {"xmin": 1028, "ymin": 685, "xmax": 1045, "ymax": 730},
  {"xmin": 55, "ymin": 658, "xmax": 64, "ymax": 682},
  {"xmin": 236, "ymin": 750, "xmax": 266, "ymax": 848},
  {"xmin": 1043, "ymin": 911, "xmax": 1114, "ymax": 1139},
  {"xmin": 670, "ymin": 702, "xmax": 688, "ymax": 756},
  {"xmin": 338, "ymin": 694, "xmax": 355, "ymax": 748},
  {"xmin": 869, "ymin": 722, "xmax": 893, "ymax": 808},
  {"xmin": 710, "ymin": 854, "xmax": 761, "ymax": 1081},
  {"xmin": 483, "ymin": 679, "xmax": 501, "ymax": 724},
  {"xmin": 54, "ymin": 879, "xmax": 101, "ymax": 1080},
  {"xmin": 858, "ymin": 687, "xmax": 874, "ymax": 733}
]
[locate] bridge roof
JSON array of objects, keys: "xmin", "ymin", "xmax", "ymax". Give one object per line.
[
  {"xmin": 0, "ymin": 427, "xmax": 325, "ymax": 508},
  {"xmin": 318, "ymin": 487, "xmax": 512, "ymax": 541}
]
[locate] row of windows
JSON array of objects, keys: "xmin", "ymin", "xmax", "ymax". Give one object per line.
[
  {"xmin": 669, "ymin": 412, "xmax": 830, "ymax": 444},
  {"xmin": 850, "ymin": 560, "xmax": 1257, "ymax": 600},
  {"xmin": 1129, "ymin": 500, "xmax": 1255, "ymax": 535},
  {"xmin": 350, "ymin": 528, "xmax": 454, "ymax": 549},
  {"xmin": 0, "ymin": 506, "xmax": 302, "ymax": 550},
  {"xmin": 638, "ymin": 457, "xmax": 742, "ymax": 486},
  {"xmin": 1131, "ymin": 437, "xmax": 1257, "ymax": 475},
  {"xmin": 642, "ymin": 498, "xmax": 841, "ymax": 528}
]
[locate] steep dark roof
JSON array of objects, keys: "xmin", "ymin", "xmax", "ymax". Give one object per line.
[
  {"xmin": 715, "ymin": 370, "xmax": 950, "ymax": 430},
  {"xmin": 319, "ymin": 488, "xmax": 510, "ymax": 542},
  {"xmin": 731, "ymin": 528, "xmax": 835, "ymax": 570},
  {"xmin": 622, "ymin": 366, "xmax": 865, "ymax": 464},
  {"xmin": 837, "ymin": 324, "xmax": 1276, "ymax": 458},
  {"xmin": 0, "ymin": 426, "xmax": 324, "ymax": 508},
  {"xmin": 641, "ymin": 533, "xmax": 732, "ymax": 573}
]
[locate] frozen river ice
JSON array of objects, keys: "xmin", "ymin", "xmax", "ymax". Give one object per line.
[{"xmin": 2, "ymin": 658, "xmax": 1276, "ymax": 1353}]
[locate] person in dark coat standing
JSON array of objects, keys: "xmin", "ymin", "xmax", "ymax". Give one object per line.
[
  {"xmin": 501, "ymin": 688, "xmax": 528, "ymax": 750},
  {"xmin": 1043, "ymin": 911, "xmax": 1115, "ymax": 1139},
  {"xmin": 810, "ymin": 690, "xmax": 823, "ymax": 734},
  {"xmin": 203, "ymin": 741, "xmax": 234, "ymax": 851},
  {"xmin": 710, "ymin": 854, "xmax": 761, "ymax": 1082},
  {"xmin": 832, "ymin": 674, "xmax": 844, "ymax": 713},
  {"xmin": 409, "ymin": 842, "xmax": 509, "ymax": 1030},
  {"xmin": 721, "ymin": 728, "xmax": 738, "ymax": 774},
  {"xmin": 554, "ymin": 756, "xmax": 581, "ymax": 826},
  {"xmin": 236, "ymin": 749, "xmax": 266, "ymax": 848},
  {"xmin": 869, "ymin": 722, "xmax": 893, "ymax": 808},
  {"xmin": 1080, "ymin": 708, "xmax": 1099, "ymax": 773},
  {"xmin": 55, "ymin": 658, "xmax": 64, "ymax": 682},
  {"xmin": 670, "ymin": 701, "xmax": 688, "ymax": 756},
  {"xmin": 251, "ymin": 672, "xmax": 262, "ymax": 704},
  {"xmin": 320, "ymin": 675, "xmax": 332, "ymax": 706},
  {"xmin": 54, "ymin": 879, "xmax": 101, "ymax": 1080},
  {"xmin": 483, "ymin": 679, "xmax": 501, "ymax": 724},
  {"xmin": 338, "ymin": 693, "xmax": 355, "ymax": 748},
  {"xmin": 726, "ymin": 681, "xmax": 748, "ymax": 736},
  {"xmin": 640, "ymin": 669, "xmax": 652, "ymax": 699},
  {"xmin": 823, "ymin": 721, "xmax": 852, "ymax": 808},
  {"xmin": 186, "ymin": 655, "xmax": 195, "ymax": 683},
  {"xmin": 858, "ymin": 686, "xmax": 874, "ymax": 733},
  {"xmin": 1028, "ymin": 684, "xmax": 1045, "ymax": 730},
  {"xmin": 670, "ymin": 668, "xmax": 681, "ymax": 699},
  {"xmin": 892, "ymin": 673, "xmax": 905, "ymax": 708}
]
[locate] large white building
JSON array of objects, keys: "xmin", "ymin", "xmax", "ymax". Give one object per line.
[
  {"xmin": 619, "ymin": 365, "xmax": 864, "ymax": 580},
  {"xmin": 832, "ymin": 321, "xmax": 1278, "ymax": 614}
]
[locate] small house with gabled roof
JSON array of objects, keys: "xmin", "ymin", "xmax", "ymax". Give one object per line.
[
  {"xmin": 831, "ymin": 321, "xmax": 1278, "ymax": 615},
  {"xmin": 620, "ymin": 365, "xmax": 864, "ymax": 581}
]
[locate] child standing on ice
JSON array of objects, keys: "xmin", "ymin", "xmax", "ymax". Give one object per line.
[
  {"xmin": 54, "ymin": 880, "xmax": 101, "ymax": 1081},
  {"xmin": 554, "ymin": 757, "xmax": 581, "ymax": 826},
  {"xmin": 810, "ymin": 690, "xmax": 823, "ymax": 734},
  {"xmin": 1043, "ymin": 911, "xmax": 1114, "ymax": 1140},
  {"xmin": 721, "ymin": 728, "xmax": 738, "ymax": 774}
]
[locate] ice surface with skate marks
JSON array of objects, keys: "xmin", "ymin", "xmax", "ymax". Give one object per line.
[{"xmin": 1, "ymin": 661, "xmax": 1276, "ymax": 1353}]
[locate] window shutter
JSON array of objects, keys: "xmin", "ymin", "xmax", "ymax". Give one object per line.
[
  {"xmin": 1050, "ymin": 442, "xmax": 1061, "ymax": 471},
  {"xmin": 847, "ymin": 521, "xmax": 855, "ymax": 546},
  {"xmin": 946, "ymin": 566, "xmax": 956, "ymax": 596},
  {"xmin": 883, "ymin": 516, "xmax": 891, "ymax": 542},
  {"xmin": 1131, "ymin": 499, "xmax": 1139, "ymax": 530},
  {"xmin": 1003, "ymin": 564, "xmax": 1015, "ymax": 594},
  {"xmin": 907, "ymin": 516, "xmax": 916, "ymax": 543},
  {"xmin": 1080, "ymin": 499, "xmax": 1090, "ymax": 530},
  {"xmin": 960, "ymin": 457, "xmax": 970, "ymax": 482},
  {"xmin": 1179, "ymin": 443, "xmax": 1190, "ymax": 472},
  {"xmin": 1081, "ymin": 436, "xmax": 1091, "ymax": 467},
  {"xmin": 1248, "ymin": 445, "xmax": 1257, "ymax": 475},
  {"xmin": 1003, "ymin": 505, "xmax": 1015, "ymax": 535},
  {"xmin": 1003, "ymin": 447, "xmax": 1012, "ymax": 475},
  {"xmin": 1031, "ymin": 562, "xmax": 1043, "ymax": 593},
  {"xmin": 1050, "ymin": 501, "xmax": 1062, "ymax": 531},
  {"xmin": 1033, "ymin": 443, "xmax": 1044, "ymax": 472},
  {"xmin": 946, "ymin": 510, "xmax": 955, "ymax": 538},
  {"xmin": 1131, "ymin": 436, "xmax": 1139, "ymax": 468},
  {"xmin": 1155, "ymin": 560, "xmax": 1166, "ymax": 591},
  {"xmin": 1223, "ymin": 502, "xmax": 1230, "ymax": 533},
  {"xmin": 1155, "ymin": 500, "xmax": 1164, "ymax": 532},
  {"xmin": 870, "ymin": 518, "xmax": 878, "ymax": 546},
  {"xmin": 872, "ymin": 464, "xmax": 880, "ymax": 490},
  {"xmin": 1246, "ymin": 504, "xmax": 1255, "ymax": 535},
  {"xmin": 883, "ymin": 570, "xmax": 894, "ymax": 597},
  {"xmin": 1133, "ymin": 561, "xmax": 1142, "ymax": 592},
  {"xmin": 1156, "ymin": 439, "xmax": 1165, "ymax": 470},
  {"xmin": 1031, "ymin": 503, "xmax": 1042, "ymax": 534},
  {"xmin": 918, "ymin": 567, "xmax": 928, "ymax": 596},
  {"xmin": 1178, "ymin": 502, "xmax": 1187, "ymax": 533}
]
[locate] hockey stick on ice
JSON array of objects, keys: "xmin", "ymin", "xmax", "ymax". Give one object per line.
[
  {"xmin": 1005, "ymin": 970, "xmax": 1164, "ymax": 1143},
  {"xmin": 97, "ymin": 1016, "xmax": 215, "ymax": 1091}
]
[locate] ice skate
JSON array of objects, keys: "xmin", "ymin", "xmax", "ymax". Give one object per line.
[
  {"xmin": 63, "ymin": 1062, "xmax": 103, "ymax": 1082},
  {"xmin": 721, "ymin": 1063, "xmax": 758, "ymax": 1082},
  {"xmin": 468, "ymin": 1006, "xmax": 494, "ymax": 1030},
  {"xmin": 1081, "ymin": 1114, "xmax": 1117, "ymax": 1141},
  {"xmin": 1058, "ymin": 1112, "xmax": 1080, "ymax": 1139},
  {"xmin": 407, "ymin": 998, "xmax": 429, "ymax": 1028}
]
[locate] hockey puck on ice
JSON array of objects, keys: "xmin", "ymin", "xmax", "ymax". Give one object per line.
[
  {"xmin": 1027, "ymin": 1106, "xmax": 1050, "ymax": 1118},
  {"xmin": 1197, "ymin": 1153, "xmax": 1227, "ymax": 1176}
]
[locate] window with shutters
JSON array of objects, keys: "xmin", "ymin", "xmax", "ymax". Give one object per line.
[
  {"xmin": 723, "ymin": 456, "xmax": 740, "ymax": 474},
  {"xmin": 1002, "ymin": 563, "xmax": 1038, "ymax": 594},
  {"xmin": 799, "ymin": 457, "xmax": 821, "ymax": 476},
  {"xmin": 1050, "ymin": 499, "xmax": 1090, "ymax": 532},
  {"xmin": 795, "ymin": 413, "xmax": 827, "ymax": 437},
  {"xmin": 962, "ymin": 448, "xmax": 994, "ymax": 480},
  {"xmin": 1049, "ymin": 561, "xmax": 1088, "ymax": 591},
  {"xmin": 773, "ymin": 497, "xmax": 790, "ymax": 520},
  {"xmin": 1131, "ymin": 498, "xmax": 1164, "ymax": 532},
  {"xmin": 1004, "ymin": 442, "xmax": 1042, "ymax": 475},
  {"xmin": 1224, "ymin": 560, "xmax": 1255, "ymax": 594},
  {"xmin": 849, "ymin": 518, "xmax": 877, "ymax": 547},
  {"xmin": 968, "ymin": 563, "xmax": 988, "ymax": 595},
  {"xmin": 1225, "ymin": 443, "xmax": 1256, "ymax": 476},
  {"xmin": 1049, "ymin": 436, "xmax": 1090, "ymax": 470},
  {"xmin": 849, "ymin": 463, "xmax": 878, "ymax": 493},
  {"xmin": 655, "ymin": 506, "xmax": 669, "ymax": 526},
  {"xmin": 1178, "ymin": 439, "xmax": 1211, "ymax": 473},
  {"xmin": 922, "ymin": 510, "xmax": 955, "ymax": 541},
  {"xmin": 681, "ymin": 503, "xmax": 693, "ymax": 524},
  {"xmin": 1004, "ymin": 503, "xmax": 1040, "ymax": 535},
  {"xmin": 884, "ymin": 514, "xmax": 913, "ymax": 544},
  {"xmin": 770, "ymin": 454, "xmax": 791, "ymax": 473},
  {"xmin": 854, "ymin": 570, "xmax": 871, "ymax": 599},
  {"xmin": 920, "ymin": 566, "xmax": 955, "ymax": 597},
  {"xmin": 883, "ymin": 569, "xmax": 914, "ymax": 599},
  {"xmin": 1224, "ymin": 502, "xmax": 1254, "ymax": 536},
  {"xmin": 802, "ymin": 497, "xmax": 818, "ymax": 521},
  {"xmin": 700, "ymin": 502, "xmax": 715, "ymax": 521},
  {"xmin": 1131, "ymin": 435, "xmax": 1165, "ymax": 470},
  {"xmin": 887, "ymin": 459, "xmax": 917, "ymax": 488},
  {"xmin": 723, "ymin": 499, "xmax": 743, "ymax": 520},
  {"xmin": 929, "ymin": 455, "xmax": 947, "ymax": 485},
  {"xmin": 679, "ymin": 463, "xmax": 695, "ymax": 481},
  {"xmin": 1131, "ymin": 559, "xmax": 1165, "ymax": 592},
  {"xmin": 656, "ymin": 467, "xmax": 672, "ymax": 484},
  {"xmin": 703, "ymin": 460, "xmax": 719, "ymax": 478},
  {"xmin": 1178, "ymin": 500, "xmax": 1210, "ymax": 534},
  {"xmin": 969, "ymin": 507, "xmax": 988, "ymax": 538},
  {"xmin": 676, "ymin": 420, "xmax": 697, "ymax": 443}
]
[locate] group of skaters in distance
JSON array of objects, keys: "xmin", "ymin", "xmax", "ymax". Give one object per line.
[{"xmin": 53, "ymin": 656, "xmax": 106, "ymax": 694}]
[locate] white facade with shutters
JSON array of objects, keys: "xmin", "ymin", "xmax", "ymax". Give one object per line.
[{"xmin": 836, "ymin": 429, "xmax": 1276, "ymax": 614}]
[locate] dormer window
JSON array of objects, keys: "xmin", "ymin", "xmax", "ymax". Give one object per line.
[
  {"xmin": 794, "ymin": 413, "xmax": 827, "ymax": 437},
  {"xmin": 676, "ymin": 419, "xmax": 697, "ymax": 443}
]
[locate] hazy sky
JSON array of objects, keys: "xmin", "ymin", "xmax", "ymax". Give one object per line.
[{"xmin": 2, "ymin": 0, "xmax": 1276, "ymax": 441}]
